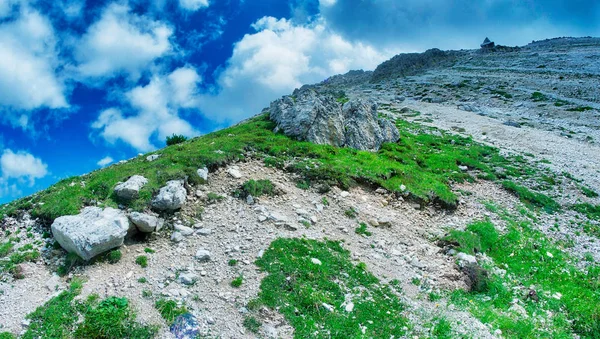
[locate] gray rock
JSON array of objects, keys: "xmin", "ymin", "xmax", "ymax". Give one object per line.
[
  {"xmin": 171, "ymin": 232, "xmax": 184, "ymax": 243},
  {"xmin": 197, "ymin": 167, "xmax": 209, "ymax": 182},
  {"xmin": 269, "ymin": 88, "xmax": 399, "ymax": 151},
  {"xmin": 174, "ymin": 224, "xmax": 194, "ymax": 236},
  {"xmin": 195, "ymin": 228, "xmax": 212, "ymax": 236},
  {"xmin": 246, "ymin": 195, "xmax": 255, "ymax": 205},
  {"xmin": 147, "ymin": 154, "xmax": 160, "ymax": 162},
  {"xmin": 152, "ymin": 180, "xmax": 187, "ymax": 211},
  {"xmin": 114, "ymin": 175, "xmax": 148, "ymax": 200},
  {"xmin": 51, "ymin": 207, "xmax": 130, "ymax": 261},
  {"xmin": 178, "ymin": 272, "xmax": 199, "ymax": 285},
  {"xmin": 457, "ymin": 252, "xmax": 477, "ymax": 265},
  {"xmin": 195, "ymin": 249, "xmax": 211, "ymax": 261},
  {"xmin": 227, "ymin": 167, "xmax": 242, "ymax": 179},
  {"xmin": 129, "ymin": 212, "xmax": 164, "ymax": 233}
]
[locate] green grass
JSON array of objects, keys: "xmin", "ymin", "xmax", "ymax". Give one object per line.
[
  {"xmin": 252, "ymin": 238, "xmax": 409, "ymax": 339},
  {"xmin": 234, "ymin": 179, "xmax": 275, "ymax": 198},
  {"xmin": 243, "ymin": 316, "xmax": 261, "ymax": 333},
  {"xmin": 155, "ymin": 299, "xmax": 188, "ymax": 325},
  {"xmin": 166, "ymin": 134, "xmax": 188, "ymax": 146},
  {"xmin": 531, "ymin": 91, "xmax": 548, "ymax": 102},
  {"xmin": 344, "ymin": 207, "xmax": 358, "ymax": 219},
  {"xmin": 0, "ymin": 333, "xmax": 16, "ymax": 339},
  {"xmin": 431, "ymin": 317, "xmax": 453, "ymax": 339},
  {"xmin": 572, "ymin": 203, "xmax": 600, "ymax": 221},
  {"xmin": 231, "ymin": 275, "xmax": 244, "ymax": 288},
  {"xmin": 0, "ymin": 114, "xmax": 554, "ymax": 222},
  {"xmin": 107, "ymin": 249, "xmax": 122, "ymax": 264},
  {"xmin": 354, "ymin": 222, "xmax": 372, "ymax": 236},
  {"xmin": 566, "ymin": 106, "xmax": 595, "ymax": 112},
  {"xmin": 135, "ymin": 255, "xmax": 148, "ymax": 268},
  {"xmin": 448, "ymin": 214, "xmax": 600, "ymax": 338},
  {"xmin": 206, "ymin": 192, "xmax": 224, "ymax": 203},
  {"xmin": 580, "ymin": 186, "xmax": 599, "ymax": 198},
  {"xmin": 228, "ymin": 259, "xmax": 238, "ymax": 266},
  {"xmin": 22, "ymin": 279, "xmax": 156, "ymax": 338},
  {"xmin": 502, "ymin": 181, "xmax": 560, "ymax": 213},
  {"xmin": 144, "ymin": 248, "xmax": 155, "ymax": 254},
  {"xmin": 0, "ymin": 239, "xmax": 40, "ymax": 278}
]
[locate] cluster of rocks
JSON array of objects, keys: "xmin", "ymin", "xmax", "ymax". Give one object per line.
[
  {"xmin": 51, "ymin": 169, "xmax": 207, "ymax": 261},
  {"xmin": 269, "ymin": 88, "xmax": 400, "ymax": 151}
]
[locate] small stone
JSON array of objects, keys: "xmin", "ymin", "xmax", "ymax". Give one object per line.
[
  {"xmin": 311, "ymin": 258, "xmax": 322, "ymax": 265},
  {"xmin": 400, "ymin": 184, "xmax": 407, "ymax": 192},
  {"xmin": 146, "ymin": 154, "xmax": 160, "ymax": 162},
  {"xmin": 246, "ymin": 195, "xmax": 255, "ymax": 205},
  {"xmin": 171, "ymin": 232, "xmax": 184, "ymax": 243},
  {"xmin": 178, "ymin": 272, "xmax": 199, "ymax": 285},
  {"xmin": 258, "ymin": 215, "xmax": 267, "ymax": 222},
  {"xmin": 310, "ymin": 216, "xmax": 318, "ymax": 224},
  {"xmin": 369, "ymin": 219, "xmax": 379, "ymax": 227},
  {"xmin": 227, "ymin": 167, "xmax": 243, "ymax": 179},
  {"xmin": 195, "ymin": 249, "xmax": 211, "ymax": 262},
  {"xmin": 197, "ymin": 167, "xmax": 209, "ymax": 181},
  {"xmin": 456, "ymin": 252, "xmax": 477, "ymax": 265},
  {"xmin": 377, "ymin": 218, "xmax": 393, "ymax": 227},
  {"xmin": 458, "ymin": 165, "xmax": 468, "ymax": 171},
  {"xmin": 174, "ymin": 224, "xmax": 194, "ymax": 236},
  {"xmin": 196, "ymin": 228, "xmax": 212, "ymax": 236},
  {"xmin": 322, "ymin": 303, "xmax": 334, "ymax": 312},
  {"xmin": 345, "ymin": 302, "xmax": 354, "ymax": 312},
  {"xmin": 340, "ymin": 191, "xmax": 350, "ymax": 198}
]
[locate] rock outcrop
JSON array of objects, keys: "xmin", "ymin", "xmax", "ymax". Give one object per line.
[
  {"xmin": 51, "ymin": 207, "xmax": 130, "ymax": 261},
  {"xmin": 269, "ymin": 88, "xmax": 399, "ymax": 151},
  {"xmin": 152, "ymin": 180, "xmax": 187, "ymax": 211},
  {"xmin": 371, "ymin": 48, "xmax": 460, "ymax": 82},
  {"xmin": 114, "ymin": 175, "xmax": 148, "ymax": 200},
  {"xmin": 480, "ymin": 37, "xmax": 495, "ymax": 49}
]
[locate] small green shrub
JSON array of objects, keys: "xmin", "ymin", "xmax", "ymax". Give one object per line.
[
  {"xmin": 243, "ymin": 316, "xmax": 261, "ymax": 334},
  {"xmin": 531, "ymin": 92, "xmax": 548, "ymax": 102},
  {"xmin": 240, "ymin": 179, "xmax": 275, "ymax": 198},
  {"xmin": 0, "ymin": 332, "xmax": 16, "ymax": 339},
  {"xmin": 155, "ymin": 299, "xmax": 187, "ymax": 325},
  {"xmin": 57, "ymin": 252, "xmax": 83, "ymax": 277},
  {"xmin": 462, "ymin": 263, "xmax": 490, "ymax": 293},
  {"xmin": 502, "ymin": 181, "xmax": 560, "ymax": 213},
  {"xmin": 231, "ymin": 275, "xmax": 244, "ymax": 288},
  {"xmin": 166, "ymin": 134, "xmax": 188, "ymax": 146},
  {"xmin": 144, "ymin": 248, "xmax": 155, "ymax": 254},
  {"xmin": 321, "ymin": 197, "xmax": 329, "ymax": 206},
  {"xmin": 355, "ymin": 223, "xmax": 372, "ymax": 236},
  {"xmin": 228, "ymin": 259, "xmax": 238, "ymax": 266},
  {"xmin": 135, "ymin": 255, "xmax": 148, "ymax": 268},
  {"xmin": 207, "ymin": 192, "xmax": 224, "ymax": 204},
  {"xmin": 107, "ymin": 250, "xmax": 122, "ymax": 264},
  {"xmin": 138, "ymin": 277, "xmax": 147, "ymax": 283},
  {"xmin": 432, "ymin": 317, "xmax": 453, "ymax": 339},
  {"xmin": 344, "ymin": 207, "xmax": 358, "ymax": 219}
]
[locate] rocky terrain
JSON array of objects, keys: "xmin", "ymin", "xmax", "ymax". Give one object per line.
[{"xmin": 0, "ymin": 37, "xmax": 599, "ymax": 339}]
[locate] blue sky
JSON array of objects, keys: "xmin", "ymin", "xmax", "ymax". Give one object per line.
[{"xmin": 0, "ymin": 0, "xmax": 598, "ymax": 204}]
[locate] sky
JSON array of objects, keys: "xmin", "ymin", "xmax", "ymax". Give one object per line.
[{"xmin": 0, "ymin": 0, "xmax": 598, "ymax": 204}]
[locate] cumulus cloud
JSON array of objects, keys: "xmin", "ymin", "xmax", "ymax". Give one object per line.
[
  {"xmin": 92, "ymin": 66, "xmax": 201, "ymax": 151},
  {"xmin": 75, "ymin": 3, "xmax": 173, "ymax": 81},
  {"xmin": 319, "ymin": 0, "xmax": 600, "ymax": 50},
  {"xmin": 97, "ymin": 156, "xmax": 114, "ymax": 167},
  {"xmin": 0, "ymin": 149, "xmax": 48, "ymax": 185},
  {"xmin": 0, "ymin": 6, "xmax": 68, "ymax": 127},
  {"xmin": 179, "ymin": 0, "xmax": 209, "ymax": 12},
  {"xmin": 198, "ymin": 16, "xmax": 390, "ymax": 123}
]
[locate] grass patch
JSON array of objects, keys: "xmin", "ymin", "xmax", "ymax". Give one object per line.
[
  {"xmin": 355, "ymin": 222, "xmax": 372, "ymax": 236},
  {"xmin": 531, "ymin": 92, "xmax": 548, "ymax": 102},
  {"xmin": 580, "ymin": 186, "xmax": 599, "ymax": 198},
  {"xmin": 0, "ymin": 239, "xmax": 40, "ymax": 279},
  {"xmin": 243, "ymin": 316, "xmax": 261, "ymax": 334},
  {"xmin": 234, "ymin": 179, "xmax": 275, "ymax": 198},
  {"xmin": 431, "ymin": 317, "xmax": 453, "ymax": 339},
  {"xmin": 566, "ymin": 106, "xmax": 595, "ymax": 112},
  {"xmin": 155, "ymin": 299, "xmax": 188, "ymax": 325},
  {"xmin": 107, "ymin": 249, "xmax": 122, "ymax": 264},
  {"xmin": 228, "ymin": 259, "xmax": 238, "ymax": 266},
  {"xmin": 572, "ymin": 203, "xmax": 600, "ymax": 221},
  {"xmin": 135, "ymin": 255, "xmax": 148, "ymax": 268},
  {"xmin": 502, "ymin": 181, "xmax": 560, "ymax": 213},
  {"xmin": 231, "ymin": 275, "xmax": 244, "ymax": 288},
  {"xmin": 448, "ymin": 214, "xmax": 600, "ymax": 338},
  {"xmin": 253, "ymin": 238, "xmax": 409, "ymax": 338},
  {"xmin": 23, "ymin": 279, "xmax": 156, "ymax": 338},
  {"xmin": 166, "ymin": 134, "xmax": 188, "ymax": 146}
]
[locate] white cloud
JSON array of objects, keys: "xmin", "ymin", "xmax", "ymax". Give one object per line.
[
  {"xmin": 319, "ymin": 0, "xmax": 337, "ymax": 8},
  {"xmin": 97, "ymin": 156, "xmax": 114, "ymax": 167},
  {"xmin": 198, "ymin": 16, "xmax": 390, "ymax": 122},
  {"xmin": 179, "ymin": 0, "xmax": 209, "ymax": 12},
  {"xmin": 0, "ymin": 149, "xmax": 48, "ymax": 185},
  {"xmin": 75, "ymin": 3, "xmax": 173, "ymax": 80},
  {"xmin": 92, "ymin": 67, "xmax": 201, "ymax": 151},
  {"xmin": 0, "ymin": 7, "xmax": 68, "ymax": 122}
]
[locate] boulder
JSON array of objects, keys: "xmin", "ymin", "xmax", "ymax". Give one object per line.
[
  {"xmin": 197, "ymin": 167, "xmax": 209, "ymax": 182},
  {"xmin": 152, "ymin": 180, "xmax": 187, "ymax": 211},
  {"xmin": 480, "ymin": 37, "xmax": 495, "ymax": 49},
  {"xmin": 114, "ymin": 175, "xmax": 148, "ymax": 200},
  {"xmin": 51, "ymin": 207, "xmax": 130, "ymax": 261},
  {"xmin": 269, "ymin": 88, "xmax": 399, "ymax": 151},
  {"xmin": 129, "ymin": 212, "xmax": 164, "ymax": 233}
]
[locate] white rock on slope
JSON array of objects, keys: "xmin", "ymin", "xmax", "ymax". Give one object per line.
[
  {"xmin": 129, "ymin": 212, "xmax": 164, "ymax": 233},
  {"xmin": 114, "ymin": 175, "xmax": 148, "ymax": 200},
  {"xmin": 151, "ymin": 180, "xmax": 187, "ymax": 211},
  {"xmin": 51, "ymin": 207, "xmax": 130, "ymax": 261}
]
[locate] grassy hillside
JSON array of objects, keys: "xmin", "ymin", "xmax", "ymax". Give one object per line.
[{"xmin": 0, "ymin": 113, "xmax": 559, "ymax": 224}]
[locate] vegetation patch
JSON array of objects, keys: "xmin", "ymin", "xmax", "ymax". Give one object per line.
[
  {"xmin": 354, "ymin": 222, "xmax": 372, "ymax": 236},
  {"xmin": 501, "ymin": 181, "xmax": 560, "ymax": 213},
  {"xmin": 252, "ymin": 238, "xmax": 409, "ymax": 338},
  {"xmin": 166, "ymin": 134, "xmax": 188, "ymax": 146},
  {"xmin": 22, "ymin": 279, "xmax": 156, "ymax": 339},
  {"xmin": 447, "ymin": 213, "xmax": 600, "ymax": 338},
  {"xmin": 0, "ymin": 240, "xmax": 40, "ymax": 279},
  {"xmin": 155, "ymin": 299, "xmax": 188, "ymax": 326},
  {"xmin": 234, "ymin": 179, "xmax": 275, "ymax": 198},
  {"xmin": 0, "ymin": 114, "xmax": 558, "ymax": 222}
]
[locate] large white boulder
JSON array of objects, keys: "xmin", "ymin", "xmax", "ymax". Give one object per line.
[
  {"xmin": 129, "ymin": 212, "xmax": 164, "ymax": 233},
  {"xmin": 51, "ymin": 207, "xmax": 130, "ymax": 261},
  {"xmin": 151, "ymin": 180, "xmax": 187, "ymax": 211},
  {"xmin": 114, "ymin": 175, "xmax": 148, "ymax": 200}
]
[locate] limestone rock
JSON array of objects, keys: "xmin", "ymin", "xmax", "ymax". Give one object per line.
[
  {"xmin": 51, "ymin": 207, "xmax": 130, "ymax": 261},
  {"xmin": 226, "ymin": 166, "xmax": 243, "ymax": 179},
  {"xmin": 129, "ymin": 212, "xmax": 164, "ymax": 233},
  {"xmin": 152, "ymin": 180, "xmax": 187, "ymax": 211},
  {"xmin": 269, "ymin": 88, "xmax": 399, "ymax": 151},
  {"xmin": 197, "ymin": 167, "xmax": 209, "ymax": 182},
  {"xmin": 114, "ymin": 175, "xmax": 148, "ymax": 200}
]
